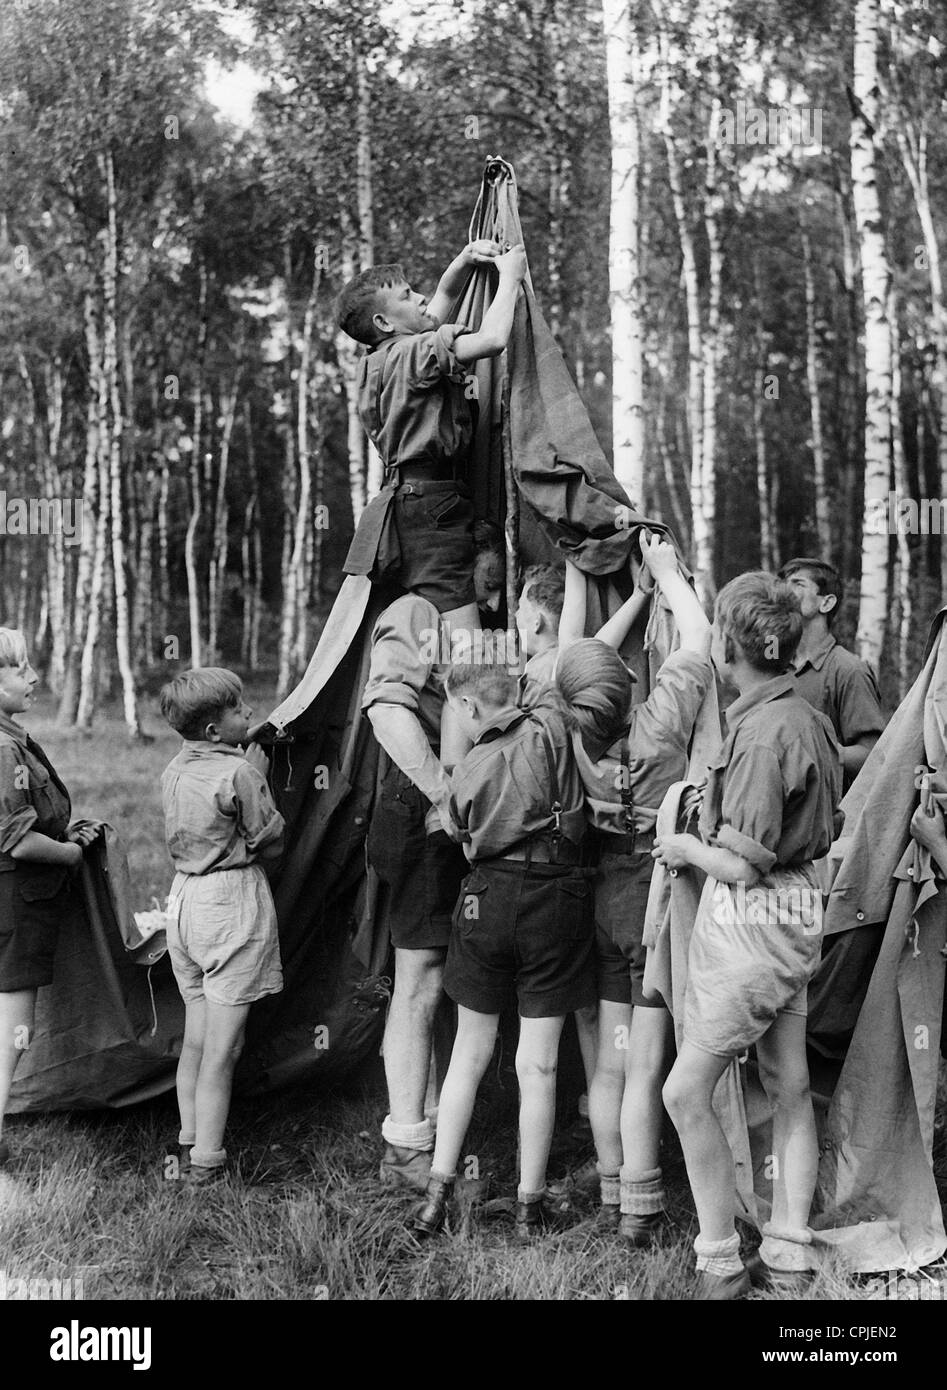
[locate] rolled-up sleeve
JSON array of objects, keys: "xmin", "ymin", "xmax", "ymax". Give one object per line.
[
  {"xmin": 362, "ymin": 597, "xmax": 441, "ymax": 714},
  {"xmin": 0, "ymin": 745, "xmax": 38, "ymax": 853},
  {"xmin": 715, "ymin": 744, "xmax": 783, "ymax": 874},
  {"xmin": 404, "ymin": 324, "xmax": 469, "ymax": 389},
  {"xmin": 637, "ymin": 650, "xmax": 713, "ymax": 748},
  {"xmin": 233, "ymin": 762, "xmax": 285, "ymax": 857}
]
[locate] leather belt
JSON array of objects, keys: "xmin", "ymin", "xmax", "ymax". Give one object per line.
[
  {"xmin": 480, "ymin": 838, "xmax": 588, "ymax": 867},
  {"xmin": 388, "ymin": 461, "xmax": 461, "ymax": 485}
]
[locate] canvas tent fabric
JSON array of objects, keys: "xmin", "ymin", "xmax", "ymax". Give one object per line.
[
  {"xmin": 9, "ymin": 158, "xmax": 674, "ymax": 1111},
  {"xmin": 644, "ymin": 609, "xmax": 947, "ymax": 1273}
]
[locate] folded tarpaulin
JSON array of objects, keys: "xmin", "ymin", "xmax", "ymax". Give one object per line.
[
  {"xmin": 9, "ymin": 826, "xmax": 183, "ymax": 1112},
  {"xmin": 644, "ymin": 609, "xmax": 947, "ymax": 1273}
]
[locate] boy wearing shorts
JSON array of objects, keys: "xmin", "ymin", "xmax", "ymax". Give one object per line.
[
  {"xmin": 160, "ymin": 668, "xmax": 285, "ymax": 1183},
  {"xmin": 410, "ymin": 651, "xmax": 595, "ymax": 1242},
  {"xmin": 654, "ymin": 573, "xmax": 842, "ymax": 1298}
]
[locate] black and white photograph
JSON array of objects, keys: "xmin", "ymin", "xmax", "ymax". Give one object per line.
[{"xmin": 0, "ymin": 0, "xmax": 944, "ymax": 1339}]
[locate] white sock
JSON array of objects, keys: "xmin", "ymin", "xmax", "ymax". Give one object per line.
[
  {"xmin": 381, "ymin": 1115, "xmax": 435, "ymax": 1151},
  {"xmin": 694, "ymin": 1231, "xmax": 743, "ymax": 1277}
]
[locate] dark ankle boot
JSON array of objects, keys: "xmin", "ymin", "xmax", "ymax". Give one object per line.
[
  {"xmin": 410, "ymin": 1175, "xmax": 454, "ymax": 1238},
  {"xmin": 514, "ymin": 1194, "xmax": 567, "ymax": 1243}
]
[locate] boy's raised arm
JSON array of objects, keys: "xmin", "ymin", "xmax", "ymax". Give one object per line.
[
  {"xmin": 638, "ymin": 533, "xmax": 711, "ymax": 656},
  {"xmin": 452, "ymin": 245, "xmax": 528, "ymax": 364},
  {"xmin": 427, "ymin": 239, "xmax": 502, "ymax": 325},
  {"xmin": 557, "ymin": 559, "xmax": 588, "ymax": 650}
]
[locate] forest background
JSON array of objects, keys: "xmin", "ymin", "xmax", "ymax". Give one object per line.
[{"xmin": 1, "ymin": 0, "xmax": 945, "ymax": 735}]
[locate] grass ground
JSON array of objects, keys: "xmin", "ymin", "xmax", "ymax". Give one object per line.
[{"xmin": 1, "ymin": 690, "xmax": 945, "ymax": 1301}]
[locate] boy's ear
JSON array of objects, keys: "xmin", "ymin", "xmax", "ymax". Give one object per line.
[
  {"xmin": 723, "ymin": 635, "xmax": 736, "ymax": 666},
  {"xmin": 818, "ymin": 593, "xmax": 837, "ymax": 617},
  {"xmin": 372, "ymin": 309, "xmax": 392, "ymax": 336},
  {"xmin": 205, "ymin": 721, "xmax": 220, "ymax": 742}
]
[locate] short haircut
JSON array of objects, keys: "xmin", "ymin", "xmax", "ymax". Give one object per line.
[
  {"xmin": 444, "ymin": 650, "xmax": 521, "ymax": 709},
  {"xmin": 0, "ymin": 628, "xmax": 28, "ymax": 669},
  {"xmin": 336, "ymin": 264, "xmax": 407, "ymax": 345},
  {"xmin": 521, "ymin": 564, "xmax": 565, "ymax": 624},
  {"xmin": 473, "ymin": 519, "xmax": 505, "ymax": 593},
  {"xmin": 159, "ymin": 667, "xmax": 243, "ymax": 741},
  {"xmin": 715, "ymin": 571, "xmax": 802, "ymax": 674},
  {"xmin": 556, "ymin": 638, "xmax": 633, "ymax": 747},
  {"xmin": 778, "ymin": 557, "xmax": 843, "ymax": 625}
]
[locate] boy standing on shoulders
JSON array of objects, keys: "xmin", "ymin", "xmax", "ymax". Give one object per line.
[
  {"xmin": 411, "ymin": 650, "xmax": 595, "ymax": 1242},
  {"xmin": 779, "ymin": 558, "xmax": 885, "ymax": 788},
  {"xmin": 160, "ymin": 669, "xmax": 285, "ymax": 1184},
  {"xmin": 654, "ymin": 574, "xmax": 842, "ymax": 1298}
]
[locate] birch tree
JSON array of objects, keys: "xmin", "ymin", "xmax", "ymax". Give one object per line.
[
  {"xmin": 602, "ymin": 0, "xmax": 646, "ymax": 504},
  {"xmin": 850, "ymin": 0, "xmax": 892, "ymax": 669}
]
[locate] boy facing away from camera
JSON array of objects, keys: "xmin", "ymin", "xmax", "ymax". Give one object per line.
[
  {"xmin": 410, "ymin": 652, "xmax": 595, "ymax": 1243},
  {"xmin": 159, "ymin": 668, "xmax": 285, "ymax": 1183}
]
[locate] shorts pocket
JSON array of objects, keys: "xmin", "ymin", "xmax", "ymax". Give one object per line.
[
  {"xmin": 556, "ymin": 876, "xmax": 594, "ymax": 939},
  {"xmin": 16, "ymin": 865, "xmax": 68, "ymax": 901},
  {"xmin": 426, "ymin": 491, "xmax": 471, "ymax": 530},
  {"xmin": 454, "ymin": 870, "xmax": 488, "ymax": 936}
]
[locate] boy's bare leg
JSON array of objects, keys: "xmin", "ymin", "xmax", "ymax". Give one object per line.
[
  {"xmin": 662, "ymin": 1041, "xmax": 735, "ymax": 1242},
  {"xmin": 193, "ymin": 1000, "xmax": 251, "ymax": 1160},
  {"xmin": 620, "ymin": 1006, "xmax": 674, "ymax": 1173},
  {"xmin": 0, "ymin": 989, "xmax": 36, "ymax": 1139},
  {"xmin": 588, "ymin": 999, "xmax": 630, "ymax": 1174},
  {"xmin": 430, "ymin": 1006, "xmax": 499, "ymax": 1177},
  {"xmin": 176, "ymin": 998, "xmax": 206, "ymax": 1143},
  {"xmin": 438, "ymin": 601, "xmax": 480, "ymax": 772},
  {"xmin": 573, "ymin": 1003, "xmax": 598, "ymax": 1109},
  {"xmin": 384, "ymin": 947, "xmax": 446, "ymax": 1126},
  {"xmin": 756, "ymin": 1012, "xmax": 818, "ymax": 1232},
  {"xmin": 516, "ymin": 1015, "xmax": 566, "ymax": 1194}
]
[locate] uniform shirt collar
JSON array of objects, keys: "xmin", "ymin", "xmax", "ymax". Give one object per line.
[
  {"xmin": 793, "ymin": 630, "xmax": 836, "ymax": 674},
  {"xmin": 474, "ymin": 706, "xmax": 530, "ymax": 745},
  {"xmin": 178, "ymin": 740, "xmax": 246, "ymax": 759},
  {"xmin": 724, "ymin": 674, "xmax": 796, "ymax": 732},
  {"xmin": 0, "ymin": 708, "xmax": 29, "ymax": 747}
]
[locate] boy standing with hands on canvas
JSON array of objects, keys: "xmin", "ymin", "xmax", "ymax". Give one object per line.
[{"xmin": 160, "ymin": 668, "xmax": 285, "ymax": 1183}]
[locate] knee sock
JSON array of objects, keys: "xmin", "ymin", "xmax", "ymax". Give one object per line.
[
  {"xmin": 760, "ymin": 1221, "xmax": 815, "ymax": 1272},
  {"xmin": 190, "ymin": 1146, "xmax": 227, "ymax": 1169},
  {"xmin": 619, "ymin": 1165, "xmax": 664, "ymax": 1215},
  {"xmin": 381, "ymin": 1116, "xmax": 435, "ymax": 1151},
  {"xmin": 517, "ymin": 1187, "xmax": 545, "ymax": 1204},
  {"xmin": 178, "ymin": 1130, "xmax": 195, "ymax": 1147},
  {"xmin": 693, "ymin": 1231, "xmax": 743, "ymax": 1277},
  {"xmin": 598, "ymin": 1167, "xmax": 620, "ymax": 1209}
]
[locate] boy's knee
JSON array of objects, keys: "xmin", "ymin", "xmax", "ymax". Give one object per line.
[
  {"xmin": 516, "ymin": 1054, "xmax": 558, "ymax": 1083},
  {"xmin": 766, "ymin": 1070, "xmax": 811, "ymax": 1113},
  {"xmin": 661, "ymin": 1072, "xmax": 692, "ymax": 1121},
  {"xmin": 393, "ymin": 954, "xmax": 444, "ymax": 1010}
]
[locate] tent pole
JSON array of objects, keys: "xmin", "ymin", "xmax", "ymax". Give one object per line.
[{"xmin": 500, "ymin": 358, "xmax": 520, "ymax": 636}]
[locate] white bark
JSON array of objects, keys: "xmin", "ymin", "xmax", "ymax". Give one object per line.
[
  {"xmin": 602, "ymin": 0, "xmax": 645, "ymax": 503},
  {"xmin": 801, "ymin": 228, "xmax": 831, "ymax": 555},
  {"xmin": 851, "ymin": 0, "xmax": 892, "ymax": 670}
]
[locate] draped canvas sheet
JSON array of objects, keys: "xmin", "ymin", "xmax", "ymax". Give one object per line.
[{"xmin": 645, "ymin": 610, "xmax": 947, "ymax": 1273}]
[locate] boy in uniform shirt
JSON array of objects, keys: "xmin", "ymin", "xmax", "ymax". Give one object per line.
[
  {"xmin": 411, "ymin": 652, "xmax": 595, "ymax": 1242},
  {"xmin": 779, "ymin": 557, "xmax": 885, "ymax": 788}
]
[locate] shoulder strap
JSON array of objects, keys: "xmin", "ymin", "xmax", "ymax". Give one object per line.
[
  {"xmin": 619, "ymin": 733, "xmax": 635, "ymax": 833},
  {"xmin": 528, "ymin": 714, "xmax": 562, "ymax": 836}
]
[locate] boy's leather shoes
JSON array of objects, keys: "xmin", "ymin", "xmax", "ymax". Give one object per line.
[
  {"xmin": 514, "ymin": 1195, "xmax": 567, "ymax": 1243},
  {"xmin": 379, "ymin": 1143, "xmax": 432, "ymax": 1193},
  {"xmin": 596, "ymin": 1203, "xmax": 622, "ymax": 1233},
  {"xmin": 619, "ymin": 1211, "xmax": 664, "ymax": 1248},
  {"xmin": 745, "ymin": 1249, "xmax": 813, "ymax": 1294},
  {"xmin": 410, "ymin": 1176, "xmax": 455, "ymax": 1237},
  {"xmin": 690, "ymin": 1267, "xmax": 751, "ymax": 1301}
]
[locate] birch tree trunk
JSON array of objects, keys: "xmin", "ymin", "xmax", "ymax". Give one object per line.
[
  {"xmin": 889, "ymin": 289, "xmax": 911, "ymax": 701},
  {"xmin": 240, "ymin": 400, "xmax": 263, "ymax": 671},
  {"xmin": 133, "ymin": 463, "xmax": 157, "ymax": 670},
  {"xmin": 59, "ymin": 292, "xmax": 100, "ymax": 724},
  {"xmin": 337, "ymin": 236, "xmax": 367, "ymax": 524},
  {"xmin": 277, "ymin": 263, "xmax": 320, "ymax": 700},
  {"xmin": 657, "ymin": 13, "xmax": 709, "ymax": 600},
  {"xmin": 77, "ymin": 297, "xmax": 111, "ymax": 731},
  {"xmin": 801, "ymin": 227, "xmax": 832, "ymax": 555},
  {"xmin": 208, "ymin": 375, "xmax": 239, "ymax": 663},
  {"xmin": 602, "ymin": 0, "xmax": 645, "ymax": 503},
  {"xmin": 700, "ymin": 89, "xmax": 723, "ymax": 601},
  {"xmin": 185, "ymin": 261, "xmax": 208, "ymax": 666},
  {"xmin": 850, "ymin": 0, "xmax": 892, "ymax": 670},
  {"xmin": 100, "ymin": 148, "xmax": 142, "ymax": 739}
]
